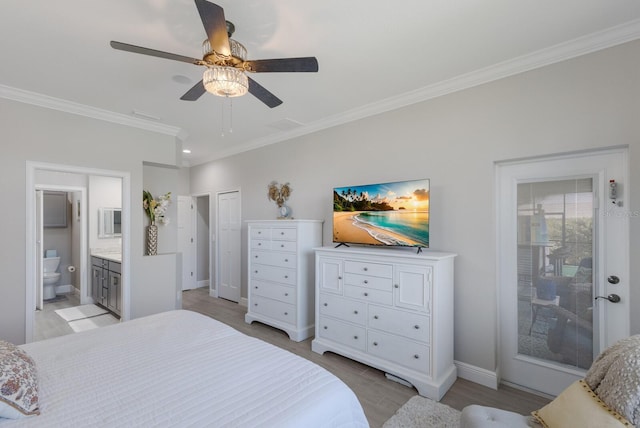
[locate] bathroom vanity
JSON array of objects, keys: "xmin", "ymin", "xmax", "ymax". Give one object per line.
[{"xmin": 91, "ymin": 253, "xmax": 121, "ymax": 317}]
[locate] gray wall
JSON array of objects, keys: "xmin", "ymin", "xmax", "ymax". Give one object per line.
[
  {"xmin": 190, "ymin": 40, "xmax": 640, "ymax": 374},
  {"xmin": 0, "ymin": 98, "xmax": 181, "ymax": 344}
]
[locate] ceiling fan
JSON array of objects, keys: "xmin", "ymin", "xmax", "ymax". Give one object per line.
[{"xmin": 110, "ymin": 0, "xmax": 318, "ymax": 108}]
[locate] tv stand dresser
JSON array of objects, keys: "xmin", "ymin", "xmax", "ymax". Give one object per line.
[{"xmin": 312, "ymin": 246, "xmax": 456, "ymax": 400}]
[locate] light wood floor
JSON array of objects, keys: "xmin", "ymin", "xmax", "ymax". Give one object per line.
[
  {"xmin": 182, "ymin": 287, "xmax": 550, "ymax": 428},
  {"xmin": 34, "ymin": 292, "xmax": 81, "ymax": 341}
]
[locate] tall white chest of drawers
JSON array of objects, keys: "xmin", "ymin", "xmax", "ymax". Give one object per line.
[
  {"xmin": 312, "ymin": 246, "xmax": 456, "ymax": 400},
  {"xmin": 245, "ymin": 220, "xmax": 323, "ymax": 341}
]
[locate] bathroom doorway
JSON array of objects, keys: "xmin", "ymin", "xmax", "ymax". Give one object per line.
[{"xmin": 26, "ymin": 162, "xmax": 130, "ymax": 343}]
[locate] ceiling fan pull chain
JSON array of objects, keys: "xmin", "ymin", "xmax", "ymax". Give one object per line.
[
  {"xmin": 220, "ymin": 96, "xmax": 225, "ymax": 137},
  {"xmin": 229, "ymin": 97, "xmax": 233, "ymax": 134}
]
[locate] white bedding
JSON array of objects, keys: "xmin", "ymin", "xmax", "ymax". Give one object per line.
[{"xmin": 3, "ymin": 310, "xmax": 368, "ymax": 427}]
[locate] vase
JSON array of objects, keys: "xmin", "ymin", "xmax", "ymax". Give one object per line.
[{"xmin": 147, "ymin": 224, "xmax": 158, "ymax": 256}]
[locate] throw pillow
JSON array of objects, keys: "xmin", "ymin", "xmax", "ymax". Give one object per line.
[
  {"xmin": 532, "ymin": 380, "xmax": 631, "ymax": 428},
  {"xmin": 0, "ymin": 340, "xmax": 40, "ymax": 419}
]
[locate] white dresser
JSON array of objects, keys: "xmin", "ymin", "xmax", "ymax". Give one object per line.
[
  {"xmin": 311, "ymin": 246, "xmax": 456, "ymax": 400},
  {"xmin": 245, "ymin": 220, "xmax": 323, "ymax": 341}
]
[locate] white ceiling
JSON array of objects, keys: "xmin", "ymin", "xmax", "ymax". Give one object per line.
[{"xmin": 2, "ymin": 1, "xmax": 640, "ymax": 165}]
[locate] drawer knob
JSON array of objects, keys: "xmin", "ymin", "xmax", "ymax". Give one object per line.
[
  {"xmin": 363, "ymin": 280, "xmax": 368, "ymax": 284},
  {"xmin": 364, "ymin": 292, "xmax": 369, "ymax": 297},
  {"xmin": 284, "ymin": 293, "xmax": 289, "ymax": 296},
  {"xmin": 281, "ymin": 232, "xmax": 285, "ymax": 235},
  {"xmin": 258, "ymin": 231, "xmax": 262, "ymax": 234},
  {"xmin": 284, "ymin": 312, "xmax": 288, "ymax": 316},
  {"xmin": 394, "ymin": 284, "xmax": 399, "ymax": 288},
  {"xmin": 353, "ymin": 310, "xmax": 358, "ymax": 314},
  {"xmin": 284, "ymin": 275, "xmax": 289, "ymax": 279},
  {"xmin": 284, "ymin": 259, "xmax": 289, "ymax": 262},
  {"xmin": 363, "ymin": 267, "xmax": 368, "ymax": 271},
  {"xmin": 280, "ymin": 244, "xmax": 285, "ymax": 248},
  {"xmin": 353, "ymin": 335, "xmax": 358, "ymax": 340},
  {"xmin": 254, "ymin": 303, "xmax": 258, "ymax": 306},
  {"xmin": 254, "ymin": 286, "xmax": 258, "ymax": 289},
  {"xmin": 373, "ymin": 315, "xmax": 379, "ymax": 319},
  {"xmin": 414, "ymin": 355, "xmax": 420, "ymax": 359},
  {"xmin": 338, "ymin": 276, "xmax": 343, "ymax": 280},
  {"xmin": 324, "ymin": 326, "xmax": 328, "ymax": 329},
  {"xmin": 254, "ymin": 255, "xmax": 258, "ymax": 258},
  {"xmin": 373, "ymin": 342, "xmax": 378, "ymax": 346},
  {"xmin": 254, "ymin": 270, "xmax": 258, "ymax": 273},
  {"xmin": 414, "ymin": 325, "xmax": 420, "ymax": 329},
  {"xmin": 324, "ymin": 303, "xmax": 328, "ymax": 306}
]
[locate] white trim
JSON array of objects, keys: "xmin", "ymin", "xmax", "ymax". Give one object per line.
[
  {"xmin": 454, "ymin": 360, "xmax": 499, "ymax": 390},
  {"xmin": 26, "ymin": 161, "xmax": 131, "ymax": 343},
  {"xmin": 0, "ymin": 84, "xmax": 186, "ymax": 140}
]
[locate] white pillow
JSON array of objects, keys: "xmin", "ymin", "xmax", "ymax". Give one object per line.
[{"xmin": 0, "ymin": 340, "xmax": 40, "ymax": 419}]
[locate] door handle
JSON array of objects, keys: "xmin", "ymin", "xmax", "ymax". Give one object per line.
[{"xmin": 595, "ymin": 294, "xmax": 621, "ymax": 303}]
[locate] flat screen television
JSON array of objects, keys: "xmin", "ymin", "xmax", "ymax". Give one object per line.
[{"xmin": 333, "ymin": 178, "xmax": 430, "ymax": 248}]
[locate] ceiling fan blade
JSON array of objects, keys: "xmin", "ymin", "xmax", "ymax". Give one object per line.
[
  {"xmin": 110, "ymin": 41, "xmax": 201, "ymax": 65},
  {"xmin": 245, "ymin": 57, "xmax": 319, "ymax": 73},
  {"xmin": 180, "ymin": 80, "xmax": 206, "ymax": 101},
  {"xmin": 248, "ymin": 77, "xmax": 283, "ymax": 108},
  {"xmin": 194, "ymin": 0, "xmax": 230, "ymax": 56}
]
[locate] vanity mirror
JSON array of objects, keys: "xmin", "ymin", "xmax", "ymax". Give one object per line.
[{"xmin": 99, "ymin": 207, "xmax": 122, "ymax": 238}]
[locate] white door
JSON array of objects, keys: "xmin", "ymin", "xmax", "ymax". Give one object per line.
[
  {"xmin": 217, "ymin": 191, "xmax": 241, "ymax": 302},
  {"xmin": 497, "ymin": 148, "xmax": 629, "ymax": 396},
  {"xmin": 177, "ymin": 196, "xmax": 197, "ymax": 291},
  {"xmin": 35, "ymin": 190, "xmax": 44, "ymax": 311}
]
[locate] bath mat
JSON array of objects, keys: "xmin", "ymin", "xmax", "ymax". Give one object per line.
[
  {"xmin": 68, "ymin": 314, "xmax": 119, "ymax": 333},
  {"xmin": 55, "ymin": 304, "xmax": 108, "ymax": 322}
]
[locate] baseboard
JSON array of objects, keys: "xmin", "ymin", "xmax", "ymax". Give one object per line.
[
  {"xmin": 55, "ymin": 284, "xmax": 74, "ymax": 294},
  {"xmin": 197, "ymin": 279, "xmax": 210, "ymax": 288},
  {"xmin": 454, "ymin": 360, "xmax": 499, "ymax": 390},
  {"xmin": 239, "ymin": 297, "xmax": 248, "ymax": 307}
]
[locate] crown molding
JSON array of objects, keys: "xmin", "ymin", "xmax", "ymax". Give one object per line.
[
  {"xmin": 0, "ymin": 84, "xmax": 185, "ymax": 139},
  {"xmin": 202, "ymin": 18, "xmax": 640, "ymax": 163}
]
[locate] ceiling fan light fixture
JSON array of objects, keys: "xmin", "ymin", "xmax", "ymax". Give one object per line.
[{"xmin": 203, "ymin": 66, "xmax": 248, "ymax": 97}]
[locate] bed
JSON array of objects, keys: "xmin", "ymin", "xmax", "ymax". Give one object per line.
[{"xmin": 1, "ymin": 310, "xmax": 368, "ymax": 427}]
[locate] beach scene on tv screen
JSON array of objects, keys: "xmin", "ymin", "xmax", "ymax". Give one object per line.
[{"xmin": 333, "ymin": 179, "xmax": 430, "ymax": 247}]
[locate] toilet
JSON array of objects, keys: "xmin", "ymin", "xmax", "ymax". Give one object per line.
[{"xmin": 43, "ymin": 255, "xmax": 61, "ymax": 300}]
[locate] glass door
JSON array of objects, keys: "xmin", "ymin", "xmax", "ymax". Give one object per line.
[{"xmin": 517, "ymin": 179, "xmax": 594, "ymax": 370}]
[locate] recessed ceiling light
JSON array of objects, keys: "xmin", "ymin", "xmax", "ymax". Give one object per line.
[
  {"xmin": 182, "ymin": 149, "xmax": 192, "ymax": 154},
  {"xmin": 172, "ymin": 75, "xmax": 193, "ymax": 85}
]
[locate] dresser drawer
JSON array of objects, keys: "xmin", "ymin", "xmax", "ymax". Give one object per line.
[
  {"xmin": 318, "ymin": 316, "xmax": 366, "ymax": 352},
  {"xmin": 319, "ymin": 293, "xmax": 366, "ymax": 326},
  {"xmin": 344, "ymin": 260, "xmax": 392, "ymax": 278},
  {"xmin": 251, "ymin": 280, "xmax": 296, "ymax": 304},
  {"xmin": 344, "ymin": 272, "xmax": 392, "ymax": 291},
  {"xmin": 251, "ymin": 295, "xmax": 296, "ymax": 325},
  {"xmin": 270, "ymin": 240, "xmax": 297, "ymax": 252},
  {"xmin": 271, "ymin": 228, "xmax": 297, "ymax": 241},
  {"xmin": 251, "ymin": 250, "xmax": 296, "ymax": 269},
  {"xmin": 251, "ymin": 264, "xmax": 296, "ymax": 285},
  {"xmin": 250, "ymin": 228, "xmax": 271, "ymax": 240},
  {"xmin": 368, "ymin": 305, "xmax": 430, "ymax": 343},
  {"xmin": 368, "ymin": 330, "xmax": 430, "ymax": 374},
  {"xmin": 344, "ymin": 285, "xmax": 392, "ymax": 306},
  {"xmin": 251, "ymin": 239, "xmax": 271, "ymax": 250}
]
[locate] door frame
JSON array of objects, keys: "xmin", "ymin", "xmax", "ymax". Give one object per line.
[
  {"xmin": 193, "ymin": 193, "xmax": 212, "ymax": 294},
  {"xmin": 177, "ymin": 195, "xmax": 197, "ymax": 291},
  {"xmin": 26, "ymin": 161, "xmax": 131, "ymax": 343},
  {"xmin": 215, "ymin": 188, "xmax": 241, "ymax": 302},
  {"xmin": 496, "ymin": 147, "xmax": 630, "ymax": 395}
]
